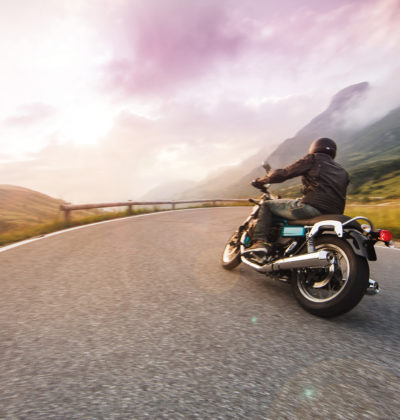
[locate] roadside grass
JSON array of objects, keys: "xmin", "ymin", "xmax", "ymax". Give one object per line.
[
  {"xmin": 345, "ymin": 199, "xmax": 400, "ymax": 238},
  {"xmin": 0, "ymin": 207, "xmax": 162, "ymax": 247},
  {"xmin": 0, "ymin": 198, "xmax": 398, "ymax": 248},
  {"xmin": 0, "ymin": 202, "xmax": 250, "ymax": 247}
]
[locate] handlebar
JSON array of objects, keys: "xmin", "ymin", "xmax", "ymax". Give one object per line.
[
  {"xmin": 250, "ymin": 181, "xmax": 280, "ymax": 200},
  {"xmin": 251, "ymin": 181, "xmax": 270, "ymax": 193}
]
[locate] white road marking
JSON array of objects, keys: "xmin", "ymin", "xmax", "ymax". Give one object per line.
[{"xmin": 0, "ymin": 207, "xmax": 229, "ymax": 253}]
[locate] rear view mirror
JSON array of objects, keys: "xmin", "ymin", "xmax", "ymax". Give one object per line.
[{"xmin": 262, "ymin": 160, "xmax": 271, "ymax": 172}]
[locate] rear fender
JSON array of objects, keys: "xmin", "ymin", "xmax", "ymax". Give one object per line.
[
  {"xmin": 320, "ymin": 231, "xmax": 376, "ymax": 261},
  {"xmin": 307, "ymin": 220, "xmax": 377, "ymax": 261},
  {"xmin": 346, "ymin": 230, "xmax": 377, "ymax": 261}
]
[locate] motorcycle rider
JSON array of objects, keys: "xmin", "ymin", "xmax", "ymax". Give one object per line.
[{"xmin": 245, "ymin": 137, "xmax": 349, "ymax": 254}]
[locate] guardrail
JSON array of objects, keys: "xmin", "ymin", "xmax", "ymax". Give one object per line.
[{"xmin": 60, "ymin": 199, "xmax": 249, "ymax": 223}]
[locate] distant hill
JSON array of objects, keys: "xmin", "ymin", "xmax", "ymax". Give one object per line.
[
  {"xmin": 0, "ymin": 185, "xmax": 96, "ymax": 233},
  {"xmin": 173, "ymin": 149, "xmax": 274, "ymax": 200},
  {"xmin": 340, "ymin": 106, "xmax": 400, "ymax": 168},
  {"xmin": 141, "ymin": 180, "xmax": 194, "ymax": 201},
  {"xmin": 0, "ymin": 185, "xmax": 65, "ymax": 232}
]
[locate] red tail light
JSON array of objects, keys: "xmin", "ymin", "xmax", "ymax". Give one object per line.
[{"xmin": 379, "ymin": 230, "xmax": 392, "ymax": 242}]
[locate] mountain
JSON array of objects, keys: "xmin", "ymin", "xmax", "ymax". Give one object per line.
[
  {"xmin": 340, "ymin": 106, "xmax": 400, "ymax": 168},
  {"xmin": 262, "ymin": 81, "xmax": 370, "ymax": 170},
  {"xmin": 141, "ymin": 81, "xmax": 399, "ymax": 201},
  {"xmin": 340, "ymin": 106, "xmax": 400, "ymax": 197},
  {"xmin": 234, "ymin": 82, "xmax": 371, "ymax": 191},
  {"xmin": 257, "ymin": 100, "xmax": 400, "ymax": 199},
  {"xmin": 141, "ymin": 180, "xmax": 194, "ymax": 201},
  {"xmin": 178, "ymin": 81, "xmax": 375, "ymax": 199},
  {"xmin": 173, "ymin": 149, "xmax": 273, "ymax": 200}
]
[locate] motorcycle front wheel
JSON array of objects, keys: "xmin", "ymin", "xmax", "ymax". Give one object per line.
[
  {"xmin": 221, "ymin": 230, "xmax": 242, "ymax": 270},
  {"xmin": 291, "ymin": 236, "xmax": 369, "ymax": 317}
]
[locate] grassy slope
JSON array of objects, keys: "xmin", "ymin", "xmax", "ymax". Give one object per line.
[
  {"xmin": 0, "ymin": 185, "xmax": 65, "ymax": 231},
  {"xmin": 349, "ymin": 168, "xmax": 400, "ymax": 197},
  {"xmin": 0, "ymin": 208, "xmax": 156, "ymax": 247},
  {"xmin": 341, "ymin": 107, "xmax": 400, "ymax": 168},
  {"xmin": 0, "ymin": 185, "xmax": 99, "ymax": 234},
  {"xmin": 345, "ymin": 199, "xmax": 400, "ymax": 238}
]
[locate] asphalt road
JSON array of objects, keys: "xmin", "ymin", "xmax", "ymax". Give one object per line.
[{"xmin": 0, "ymin": 207, "xmax": 399, "ymax": 420}]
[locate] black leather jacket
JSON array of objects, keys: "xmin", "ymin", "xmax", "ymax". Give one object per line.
[{"xmin": 261, "ymin": 153, "xmax": 349, "ymax": 214}]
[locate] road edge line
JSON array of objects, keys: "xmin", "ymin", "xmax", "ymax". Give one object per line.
[{"xmin": 0, "ymin": 207, "xmax": 239, "ymax": 253}]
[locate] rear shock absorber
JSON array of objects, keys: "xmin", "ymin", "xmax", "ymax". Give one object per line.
[{"xmin": 307, "ymin": 233, "xmax": 315, "ymax": 253}]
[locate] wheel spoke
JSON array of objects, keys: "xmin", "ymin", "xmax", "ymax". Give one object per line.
[{"xmin": 297, "ymin": 243, "xmax": 350, "ymax": 303}]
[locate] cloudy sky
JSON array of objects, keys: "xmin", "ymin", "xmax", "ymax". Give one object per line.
[{"xmin": 0, "ymin": 0, "xmax": 399, "ymax": 202}]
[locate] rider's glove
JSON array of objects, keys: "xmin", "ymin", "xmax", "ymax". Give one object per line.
[{"xmin": 251, "ymin": 178, "xmax": 266, "ymax": 189}]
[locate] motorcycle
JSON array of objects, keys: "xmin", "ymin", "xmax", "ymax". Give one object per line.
[{"xmin": 221, "ymin": 162, "xmax": 394, "ymax": 317}]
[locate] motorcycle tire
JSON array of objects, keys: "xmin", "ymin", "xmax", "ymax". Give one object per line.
[
  {"xmin": 291, "ymin": 236, "xmax": 369, "ymax": 318},
  {"xmin": 221, "ymin": 230, "xmax": 242, "ymax": 270}
]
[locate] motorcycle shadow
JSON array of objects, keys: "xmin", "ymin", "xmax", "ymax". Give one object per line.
[
  {"xmin": 240, "ymin": 265, "xmax": 398, "ymax": 332},
  {"xmin": 237, "ymin": 265, "xmax": 302, "ymax": 312},
  {"xmin": 332, "ymin": 301, "xmax": 399, "ymax": 337}
]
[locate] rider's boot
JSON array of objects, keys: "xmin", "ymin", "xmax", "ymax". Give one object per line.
[
  {"xmin": 243, "ymin": 202, "xmax": 273, "ymax": 255},
  {"xmin": 242, "ymin": 239, "xmax": 270, "ymax": 255}
]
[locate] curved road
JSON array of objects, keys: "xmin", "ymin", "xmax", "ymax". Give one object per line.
[{"xmin": 0, "ymin": 207, "xmax": 399, "ymax": 419}]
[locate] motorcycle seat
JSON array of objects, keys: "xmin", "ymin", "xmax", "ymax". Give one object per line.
[{"xmin": 286, "ymin": 214, "xmax": 362, "ymax": 230}]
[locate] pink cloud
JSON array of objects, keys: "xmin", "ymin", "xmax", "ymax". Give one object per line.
[
  {"xmin": 241, "ymin": 0, "xmax": 398, "ymax": 59},
  {"xmin": 101, "ymin": 0, "xmax": 248, "ymax": 95},
  {"xmin": 4, "ymin": 103, "xmax": 57, "ymax": 127},
  {"xmin": 97, "ymin": 0, "xmax": 399, "ymax": 98}
]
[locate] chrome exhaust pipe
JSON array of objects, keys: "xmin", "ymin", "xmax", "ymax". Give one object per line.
[
  {"xmin": 365, "ymin": 279, "xmax": 380, "ymax": 295},
  {"xmin": 241, "ymin": 250, "xmax": 334, "ymax": 273}
]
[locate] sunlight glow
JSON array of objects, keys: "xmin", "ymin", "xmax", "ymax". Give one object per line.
[
  {"xmin": 157, "ymin": 144, "xmax": 188, "ymax": 162},
  {"xmin": 60, "ymin": 104, "xmax": 114, "ymax": 145}
]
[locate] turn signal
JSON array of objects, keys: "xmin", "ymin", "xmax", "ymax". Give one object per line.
[{"xmin": 379, "ymin": 230, "xmax": 392, "ymax": 242}]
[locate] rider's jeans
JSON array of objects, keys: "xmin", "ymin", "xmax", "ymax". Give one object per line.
[{"xmin": 253, "ymin": 199, "xmax": 322, "ymax": 241}]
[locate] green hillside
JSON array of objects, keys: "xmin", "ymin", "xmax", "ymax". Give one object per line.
[
  {"xmin": 348, "ymin": 159, "xmax": 400, "ymax": 198},
  {"xmin": 341, "ymin": 107, "xmax": 400, "ymax": 168}
]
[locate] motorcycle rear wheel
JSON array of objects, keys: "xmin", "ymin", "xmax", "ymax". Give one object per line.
[
  {"xmin": 222, "ymin": 230, "xmax": 242, "ymax": 270},
  {"xmin": 291, "ymin": 236, "xmax": 369, "ymax": 317}
]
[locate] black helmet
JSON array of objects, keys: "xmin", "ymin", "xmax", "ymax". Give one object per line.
[{"xmin": 308, "ymin": 137, "xmax": 337, "ymax": 159}]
